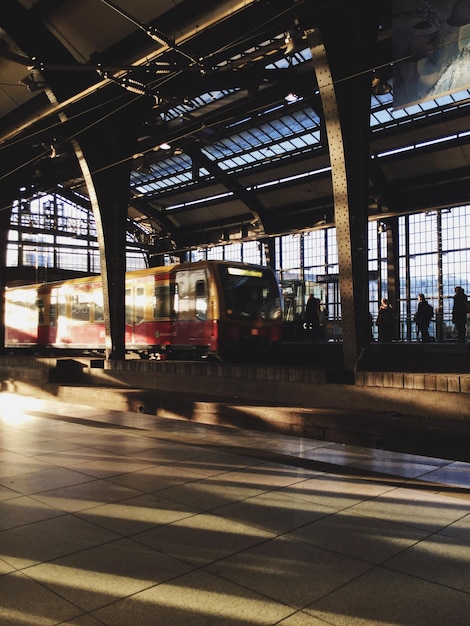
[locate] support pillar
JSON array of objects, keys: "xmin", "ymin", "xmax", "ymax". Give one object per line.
[
  {"xmin": 71, "ymin": 91, "xmax": 154, "ymax": 359},
  {"xmin": 307, "ymin": 12, "xmax": 377, "ymax": 373},
  {"xmin": 386, "ymin": 216, "xmax": 400, "ymax": 338}
]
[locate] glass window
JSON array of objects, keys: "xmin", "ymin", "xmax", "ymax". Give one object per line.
[
  {"xmin": 71, "ymin": 293, "xmax": 91, "ymax": 321},
  {"xmin": 218, "ymin": 264, "xmax": 281, "ymax": 321},
  {"xmin": 49, "ymin": 291, "xmax": 58, "ymax": 327},
  {"xmin": 223, "ymin": 243, "xmax": 242, "ymax": 262},
  {"xmin": 279, "ymin": 234, "xmax": 301, "ymax": 275},
  {"xmin": 125, "ymin": 288, "xmax": 132, "ymax": 324},
  {"xmin": 7, "ymin": 193, "xmax": 146, "ymax": 274},
  {"xmin": 58, "ymin": 292, "xmax": 67, "ymax": 319},
  {"xmin": 134, "ymin": 287, "xmax": 145, "ymax": 324},
  {"xmin": 154, "ymin": 285, "xmax": 171, "ymax": 318},
  {"xmin": 93, "ymin": 290, "xmax": 104, "ymax": 323},
  {"xmin": 242, "ymin": 241, "xmax": 264, "ymax": 265},
  {"xmin": 195, "ymin": 280, "xmax": 208, "ymax": 320}
]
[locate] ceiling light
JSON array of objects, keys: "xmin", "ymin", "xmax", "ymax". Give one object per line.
[{"xmin": 285, "ymin": 92, "xmax": 299, "ymax": 103}]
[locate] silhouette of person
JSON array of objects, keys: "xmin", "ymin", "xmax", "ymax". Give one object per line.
[
  {"xmin": 414, "ymin": 293, "xmax": 433, "ymax": 342},
  {"xmin": 376, "ymin": 298, "xmax": 396, "ymax": 342},
  {"xmin": 305, "ymin": 293, "xmax": 320, "ymax": 341},
  {"xmin": 452, "ymin": 285, "xmax": 468, "ymax": 343}
]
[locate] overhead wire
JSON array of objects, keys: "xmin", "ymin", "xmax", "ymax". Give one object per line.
[
  {"xmin": 0, "ymin": 1, "xmax": 256, "ymax": 147},
  {"xmin": 0, "ymin": 1, "xmax": 303, "ymax": 183},
  {"xmin": 98, "ymin": 0, "xmax": 203, "ymax": 69}
]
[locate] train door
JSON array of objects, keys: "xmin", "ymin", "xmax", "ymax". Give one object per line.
[
  {"xmin": 125, "ymin": 281, "xmax": 146, "ymax": 346},
  {"xmin": 173, "ymin": 267, "xmax": 212, "ymax": 350}
]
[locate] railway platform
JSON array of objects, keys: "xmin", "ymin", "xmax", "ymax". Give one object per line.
[{"xmin": 1, "ymin": 391, "xmax": 470, "ymax": 625}]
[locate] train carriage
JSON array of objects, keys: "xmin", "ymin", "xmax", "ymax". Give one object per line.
[{"xmin": 4, "ymin": 260, "xmax": 283, "ymax": 360}]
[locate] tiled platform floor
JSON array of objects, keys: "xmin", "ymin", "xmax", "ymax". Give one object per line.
[{"xmin": 1, "ymin": 391, "xmax": 470, "ymax": 626}]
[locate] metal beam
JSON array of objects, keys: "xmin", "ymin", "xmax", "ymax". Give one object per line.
[{"xmin": 184, "ymin": 143, "xmax": 272, "ymax": 234}]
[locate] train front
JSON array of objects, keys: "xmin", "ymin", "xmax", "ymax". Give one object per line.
[{"xmin": 214, "ymin": 262, "xmax": 283, "ymax": 360}]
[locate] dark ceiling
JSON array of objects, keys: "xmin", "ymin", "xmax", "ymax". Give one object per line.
[{"xmin": 0, "ymin": 0, "xmax": 469, "ymax": 257}]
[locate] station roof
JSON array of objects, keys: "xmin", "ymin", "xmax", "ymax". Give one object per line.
[{"xmin": 0, "ymin": 0, "xmax": 469, "ymax": 255}]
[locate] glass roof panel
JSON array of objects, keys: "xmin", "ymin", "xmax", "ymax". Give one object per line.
[
  {"xmin": 370, "ymin": 88, "xmax": 470, "ymax": 128},
  {"xmin": 130, "ymin": 33, "xmax": 469, "ymax": 200}
]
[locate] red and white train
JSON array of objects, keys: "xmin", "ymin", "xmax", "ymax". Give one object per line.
[{"xmin": 4, "ymin": 260, "xmax": 283, "ymax": 360}]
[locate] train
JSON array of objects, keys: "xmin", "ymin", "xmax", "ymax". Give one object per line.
[{"xmin": 4, "ymin": 260, "xmax": 284, "ymax": 360}]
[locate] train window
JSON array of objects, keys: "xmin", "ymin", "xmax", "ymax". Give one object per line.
[
  {"xmin": 125, "ymin": 288, "xmax": 132, "ymax": 324},
  {"xmin": 218, "ymin": 264, "xmax": 282, "ymax": 321},
  {"xmin": 58, "ymin": 293, "xmax": 67, "ymax": 319},
  {"xmin": 135, "ymin": 287, "xmax": 145, "ymax": 324},
  {"xmin": 195, "ymin": 280, "xmax": 207, "ymax": 320},
  {"xmin": 71, "ymin": 294, "xmax": 91, "ymax": 321},
  {"xmin": 173, "ymin": 282, "xmax": 179, "ymax": 318},
  {"xmin": 153, "ymin": 285, "xmax": 171, "ymax": 318},
  {"xmin": 93, "ymin": 291, "xmax": 104, "ymax": 322},
  {"xmin": 125, "ymin": 286, "xmax": 145, "ymax": 324},
  {"xmin": 49, "ymin": 291, "xmax": 58, "ymax": 327}
]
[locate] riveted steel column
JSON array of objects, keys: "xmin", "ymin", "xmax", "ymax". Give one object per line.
[
  {"xmin": 308, "ymin": 29, "xmax": 357, "ymax": 371},
  {"xmin": 76, "ymin": 145, "xmax": 129, "ymax": 360},
  {"xmin": 70, "ymin": 91, "xmax": 154, "ymax": 359}
]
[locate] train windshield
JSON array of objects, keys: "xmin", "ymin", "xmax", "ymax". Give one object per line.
[{"xmin": 217, "ymin": 264, "xmax": 282, "ymax": 321}]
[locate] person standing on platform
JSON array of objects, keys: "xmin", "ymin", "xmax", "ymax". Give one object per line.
[
  {"xmin": 305, "ymin": 293, "xmax": 320, "ymax": 341},
  {"xmin": 452, "ymin": 285, "xmax": 468, "ymax": 343},
  {"xmin": 414, "ymin": 293, "xmax": 433, "ymax": 342},
  {"xmin": 376, "ymin": 298, "xmax": 396, "ymax": 342}
]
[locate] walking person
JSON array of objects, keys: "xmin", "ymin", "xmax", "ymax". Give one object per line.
[
  {"xmin": 452, "ymin": 286, "xmax": 468, "ymax": 343},
  {"xmin": 376, "ymin": 298, "xmax": 396, "ymax": 342},
  {"xmin": 414, "ymin": 293, "xmax": 433, "ymax": 342}
]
